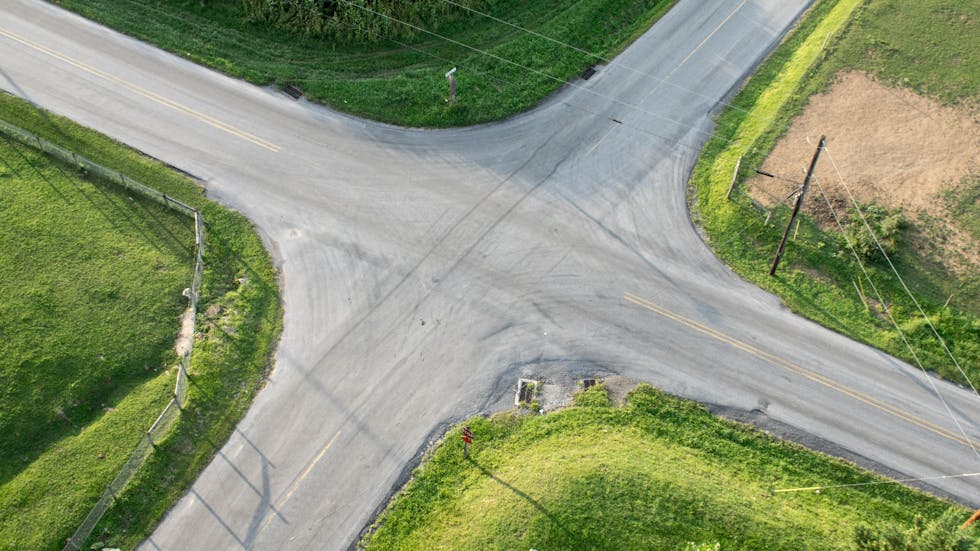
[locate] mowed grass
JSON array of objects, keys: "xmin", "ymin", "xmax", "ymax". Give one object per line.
[
  {"xmin": 832, "ymin": 0, "xmax": 980, "ymax": 104},
  {"xmin": 52, "ymin": 0, "xmax": 676, "ymax": 127},
  {"xmin": 0, "ymin": 93, "xmax": 282, "ymax": 550},
  {"xmin": 362, "ymin": 385, "xmax": 962, "ymax": 550},
  {"xmin": 690, "ymin": 0, "xmax": 980, "ymax": 386},
  {"xmin": 0, "ymin": 128, "xmax": 192, "ymax": 546}
]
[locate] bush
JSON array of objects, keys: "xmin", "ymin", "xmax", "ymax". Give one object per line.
[
  {"xmin": 240, "ymin": 0, "xmax": 498, "ymax": 42},
  {"xmin": 574, "ymin": 384, "xmax": 610, "ymax": 408},
  {"xmin": 852, "ymin": 508, "xmax": 979, "ymax": 550},
  {"xmin": 838, "ymin": 202, "xmax": 906, "ymax": 263}
]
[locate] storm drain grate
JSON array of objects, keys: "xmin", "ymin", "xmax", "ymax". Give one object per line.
[
  {"xmin": 516, "ymin": 378, "xmax": 538, "ymax": 405},
  {"xmin": 283, "ymin": 84, "xmax": 304, "ymax": 99},
  {"xmin": 580, "ymin": 66, "xmax": 597, "ymax": 80},
  {"xmin": 582, "ymin": 379, "xmax": 596, "ymax": 390}
]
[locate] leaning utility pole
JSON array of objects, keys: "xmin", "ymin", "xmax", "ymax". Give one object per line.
[{"xmin": 769, "ymin": 135, "xmax": 825, "ymax": 276}]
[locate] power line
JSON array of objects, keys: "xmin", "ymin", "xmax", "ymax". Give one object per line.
[
  {"xmin": 328, "ymin": 1, "xmax": 979, "ymax": 439},
  {"xmin": 378, "ymin": 33, "xmax": 712, "ymax": 153},
  {"xmin": 774, "ymin": 471, "xmax": 980, "ymax": 494},
  {"xmin": 334, "ymin": 0, "xmax": 798, "ymax": 154},
  {"xmin": 769, "ymin": 136, "xmax": 824, "ymax": 276},
  {"xmin": 381, "ymin": 33, "xmax": 822, "ymax": 192},
  {"xmin": 343, "ymin": 0, "xmax": 979, "ymax": 401},
  {"xmin": 756, "ymin": 151, "xmax": 977, "ymax": 456},
  {"xmin": 822, "ymin": 145, "xmax": 980, "ymax": 401},
  {"xmin": 812, "ymin": 176, "xmax": 980, "ymax": 461},
  {"xmin": 382, "ymin": 35, "xmax": 512, "ymax": 90},
  {"xmin": 389, "ymin": 27, "xmax": 770, "ymax": 162},
  {"xmin": 438, "ymin": 0, "xmax": 793, "ymax": 135}
]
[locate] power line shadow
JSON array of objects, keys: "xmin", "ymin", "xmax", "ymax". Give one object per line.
[{"xmin": 466, "ymin": 457, "xmax": 577, "ymax": 541}]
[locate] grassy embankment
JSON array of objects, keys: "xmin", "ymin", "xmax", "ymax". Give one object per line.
[
  {"xmin": 0, "ymin": 93, "xmax": 282, "ymax": 550},
  {"xmin": 690, "ymin": 0, "xmax": 980, "ymax": 387},
  {"xmin": 52, "ymin": 0, "xmax": 676, "ymax": 127},
  {"xmin": 361, "ymin": 384, "xmax": 966, "ymax": 550}
]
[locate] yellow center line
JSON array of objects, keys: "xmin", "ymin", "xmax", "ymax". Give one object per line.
[
  {"xmin": 674, "ymin": 0, "xmax": 748, "ymax": 76},
  {"xmin": 255, "ymin": 429, "xmax": 342, "ymax": 536},
  {"xmin": 623, "ymin": 292, "xmax": 979, "ymax": 450},
  {"xmin": 277, "ymin": 429, "xmax": 342, "ymax": 509},
  {"xmin": 0, "ymin": 27, "xmax": 281, "ymax": 152},
  {"xmin": 640, "ymin": 0, "xmax": 747, "ymax": 104}
]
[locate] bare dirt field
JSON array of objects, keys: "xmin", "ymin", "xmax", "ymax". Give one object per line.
[{"xmin": 747, "ymin": 71, "xmax": 979, "ymax": 272}]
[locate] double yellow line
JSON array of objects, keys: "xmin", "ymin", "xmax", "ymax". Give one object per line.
[
  {"xmin": 0, "ymin": 27, "xmax": 280, "ymax": 152},
  {"xmin": 624, "ymin": 292, "xmax": 979, "ymax": 451}
]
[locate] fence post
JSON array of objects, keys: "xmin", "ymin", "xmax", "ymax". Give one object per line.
[{"xmin": 726, "ymin": 156, "xmax": 742, "ymax": 200}]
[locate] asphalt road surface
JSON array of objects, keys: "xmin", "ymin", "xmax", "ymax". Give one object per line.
[{"xmin": 1, "ymin": 1, "xmax": 978, "ymax": 549}]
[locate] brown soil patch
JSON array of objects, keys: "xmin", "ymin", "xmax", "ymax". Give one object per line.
[{"xmin": 746, "ymin": 71, "xmax": 980, "ymax": 272}]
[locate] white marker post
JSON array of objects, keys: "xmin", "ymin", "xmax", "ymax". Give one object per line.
[{"xmin": 445, "ymin": 67, "xmax": 457, "ymax": 105}]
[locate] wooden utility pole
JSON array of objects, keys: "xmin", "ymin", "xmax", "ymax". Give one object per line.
[{"xmin": 769, "ymin": 135, "xmax": 825, "ymax": 276}]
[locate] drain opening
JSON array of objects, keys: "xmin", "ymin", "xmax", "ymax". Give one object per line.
[{"xmin": 283, "ymin": 84, "xmax": 304, "ymax": 99}]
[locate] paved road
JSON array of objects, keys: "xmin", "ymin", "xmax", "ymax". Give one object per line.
[{"xmin": 2, "ymin": 0, "xmax": 978, "ymax": 548}]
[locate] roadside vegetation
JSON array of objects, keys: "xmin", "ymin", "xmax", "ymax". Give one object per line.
[
  {"xmin": 690, "ymin": 0, "xmax": 980, "ymax": 388},
  {"xmin": 52, "ymin": 0, "xmax": 676, "ymax": 127},
  {"xmin": 0, "ymin": 92, "xmax": 282, "ymax": 550},
  {"xmin": 361, "ymin": 385, "xmax": 972, "ymax": 550}
]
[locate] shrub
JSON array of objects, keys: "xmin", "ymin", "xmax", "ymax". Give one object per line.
[
  {"xmin": 852, "ymin": 508, "xmax": 979, "ymax": 550},
  {"xmin": 240, "ymin": 0, "xmax": 498, "ymax": 42},
  {"xmin": 838, "ymin": 202, "xmax": 906, "ymax": 263},
  {"xmin": 574, "ymin": 384, "xmax": 610, "ymax": 408}
]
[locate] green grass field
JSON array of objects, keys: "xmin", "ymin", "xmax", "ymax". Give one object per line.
[
  {"xmin": 361, "ymin": 385, "xmax": 968, "ymax": 550},
  {"xmin": 689, "ymin": 0, "xmax": 980, "ymax": 388},
  {"xmin": 52, "ymin": 0, "xmax": 676, "ymax": 127},
  {"xmin": 0, "ymin": 93, "xmax": 282, "ymax": 550},
  {"xmin": 0, "ymin": 129, "xmax": 192, "ymax": 485},
  {"xmin": 831, "ymin": 0, "xmax": 979, "ymax": 104},
  {"xmin": 0, "ymin": 122, "xmax": 192, "ymax": 548}
]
